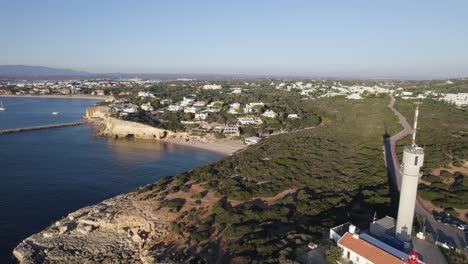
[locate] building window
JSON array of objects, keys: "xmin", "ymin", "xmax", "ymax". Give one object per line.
[
  {"xmin": 356, "ymin": 256, "xmax": 360, "ymax": 262},
  {"xmin": 414, "ymin": 156, "xmax": 419, "ymax": 166},
  {"xmin": 347, "ymin": 250, "xmax": 351, "ymax": 259}
]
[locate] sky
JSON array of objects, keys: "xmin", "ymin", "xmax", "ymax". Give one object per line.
[{"xmin": 1, "ymin": 0, "xmax": 468, "ymax": 78}]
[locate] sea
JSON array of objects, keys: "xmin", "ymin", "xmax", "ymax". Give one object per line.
[{"xmin": 0, "ymin": 97, "xmax": 224, "ymax": 263}]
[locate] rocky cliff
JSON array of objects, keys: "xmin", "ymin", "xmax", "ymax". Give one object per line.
[
  {"xmin": 13, "ymin": 192, "xmax": 174, "ymax": 264},
  {"xmin": 85, "ymin": 106, "xmax": 174, "ymax": 140},
  {"xmin": 98, "ymin": 117, "xmax": 173, "ymax": 140},
  {"xmin": 85, "ymin": 106, "xmax": 110, "ymax": 120}
]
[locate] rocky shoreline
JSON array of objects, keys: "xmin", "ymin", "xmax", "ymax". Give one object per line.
[
  {"xmin": 13, "ymin": 192, "xmax": 172, "ymax": 264},
  {"xmin": 12, "ymin": 106, "xmax": 247, "ymax": 263}
]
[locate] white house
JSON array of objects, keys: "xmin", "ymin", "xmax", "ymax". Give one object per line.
[
  {"xmin": 194, "ymin": 101, "xmax": 206, "ymax": 107},
  {"xmin": 184, "ymin": 106, "xmax": 197, "ymax": 113},
  {"xmin": 195, "ymin": 113, "xmax": 208, "ymax": 120},
  {"xmin": 237, "ymin": 116, "xmax": 263, "ymax": 125},
  {"xmin": 337, "ymin": 232, "xmax": 407, "ymax": 264},
  {"xmin": 330, "ymin": 223, "xmax": 408, "ymax": 264},
  {"xmin": 180, "ymin": 97, "xmax": 195, "ymax": 106},
  {"xmin": 245, "ymin": 136, "xmax": 262, "ymax": 145},
  {"xmin": 230, "ymin": 102, "xmax": 241, "ymax": 109},
  {"xmin": 225, "ymin": 103, "xmax": 240, "ymax": 114},
  {"xmin": 160, "ymin": 99, "xmax": 172, "ymax": 105},
  {"xmin": 140, "ymin": 102, "xmax": 154, "ymax": 112},
  {"xmin": 262, "ymin": 110, "xmax": 277, "ymax": 118},
  {"xmin": 231, "ymin": 88, "xmax": 242, "ymax": 94},
  {"xmin": 123, "ymin": 105, "xmax": 138, "ymax": 113},
  {"xmin": 222, "ymin": 125, "xmax": 239, "ymax": 135},
  {"xmin": 168, "ymin": 104, "xmax": 182, "ymax": 112},
  {"xmin": 111, "ymin": 103, "xmax": 138, "ymax": 114},
  {"xmin": 138, "ymin": 91, "xmax": 154, "ymax": 98},
  {"xmin": 203, "ymin": 84, "xmax": 222, "ymax": 90}
]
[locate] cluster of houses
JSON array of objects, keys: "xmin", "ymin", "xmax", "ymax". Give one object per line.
[
  {"xmin": 109, "ymin": 103, "xmax": 139, "ymax": 117},
  {"xmin": 273, "ymin": 80, "xmax": 468, "ymax": 108},
  {"xmin": 0, "ymin": 79, "xmax": 160, "ymax": 96},
  {"xmin": 107, "ymin": 91, "xmax": 302, "ymax": 145}
]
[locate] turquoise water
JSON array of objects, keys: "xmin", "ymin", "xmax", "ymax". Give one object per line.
[{"xmin": 0, "ymin": 97, "xmax": 224, "ymax": 263}]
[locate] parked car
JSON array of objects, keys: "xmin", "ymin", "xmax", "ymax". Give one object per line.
[
  {"xmin": 435, "ymin": 241, "xmax": 455, "ymax": 249},
  {"xmin": 457, "ymin": 224, "xmax": 467, "ymax": 231},
  {"xmin": 443, "ymin": 218, "xmax": 451, "ymax": 225}
]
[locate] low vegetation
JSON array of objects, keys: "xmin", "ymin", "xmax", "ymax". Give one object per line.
[
  {"xmin": 395, "ymin": 99, "xmax": 467, "ymax": 215},
  {"xmin": 137, "ymin": 96, "xmax": 404, "ymax": 262}
]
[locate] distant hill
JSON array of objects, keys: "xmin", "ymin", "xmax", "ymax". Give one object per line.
[{"xmin": 0, "ymin": 65, "xmax": 89, "ymax": 79}]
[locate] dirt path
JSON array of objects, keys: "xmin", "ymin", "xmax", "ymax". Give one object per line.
[{"xmin": 229, "ymin": 188, "xmax": 297, "ymax": 207}]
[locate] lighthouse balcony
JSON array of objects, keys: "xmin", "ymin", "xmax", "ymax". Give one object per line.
[{"xmin": 404, "ymin": 146, "xmax": 424, "ymax": 154}]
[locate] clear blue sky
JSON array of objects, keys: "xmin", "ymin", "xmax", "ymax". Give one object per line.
[{"xmin": 1, "ymin": 0, "xmax": 468, "ymax": 78}]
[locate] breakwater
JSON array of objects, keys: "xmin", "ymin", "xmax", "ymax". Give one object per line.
[{"xmin": 0, "ymin": 122, "xmax": 85, "ymax": 135}]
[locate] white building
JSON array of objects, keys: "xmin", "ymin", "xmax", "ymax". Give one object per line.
[
  {"xmin": 160, "ymin": 99, "xmax": 172, "ymax": 105},
  {"xmin": 168, "ymin": 104, "xmax": 182, "ymax": 112},
  {"xmin": 180, "ymin": 97, "xmax": 195, "ymax": 106},
  {"xmin": 262, "ymin": 110, "xmax": 277, "ymax": 118},
  {"xmin": 194, "ymin": 101, "xmax": 206, "ymax": 107},
  {"xmin": 214, "ymin": 125, "xmax": 239, "ymax": 136},
  {"xmin": 287, "ymin": 114, "xmax": 299, "ymax": 119},
  {"xmin": 184, "ymin": 106, "xmax": 197, "ymax": 113},
  {"xmin": 245, "ymin": 136, "xmax": 262, "ymax": 145},
  {"xmin": 231, "ymin": 87, "xmax": 242, "ymax": 94},
  {"xmin": 203, "ymin": 84, "xmax": 222, "ymax": 90},
  {"xmin": 329, "ymin": 223, "xmax": 408, "ymax": 264},
  {"xmin": 440, "ymin": 93, "xmax": 468, "ymax": 107},
  {"xmin": 195, "ymin": 113, "xmax": 208, "ymax": 120},
  {"xmin": 140, "ymin": 102, "xmax": 154, "ymax": 112},
  {"xmin": 138, "ymin": 91, "xmax": 154, "ymax": 98},
  {"xmin": 237, "ymin": 116, "xmax": 263, "ymax": 125},
  {"xmin": 338, "ymin": 231, "xmax": 406, "ymax": 264},
  {"xmin": 111, "ymin": 103, "xmax": 138, "ymax": 114},
  {"xmin": 230, "ymin": 102, "xmax": 241, "ymax": 109}
]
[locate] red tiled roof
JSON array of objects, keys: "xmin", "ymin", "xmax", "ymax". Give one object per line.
[{"xmin": 338, "ymin": 233, "xmax": 405, "ymax": 264}]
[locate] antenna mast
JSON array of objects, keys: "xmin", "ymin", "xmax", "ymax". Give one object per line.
[{"xmin": 411, "ymin": 101, "xmax": 422, "ymax": 147}]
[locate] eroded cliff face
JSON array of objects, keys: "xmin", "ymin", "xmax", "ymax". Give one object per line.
[
  {"xmin": 85, "ymin": 106, "xmax": 174, "ymax": 140},
  {"xmin": 98, "ymin": 117, "xmax": 173, "ymax": 140},
  {"xmin": 85, "ymin": 106, "xmax": 110, "ymax": 120},
  {"xmin": 13, "ymin": 192, "xmax": 174, "ymax": 264}
]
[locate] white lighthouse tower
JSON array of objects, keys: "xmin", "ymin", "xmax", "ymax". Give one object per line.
[{"xmin": 396, "ymin": 102, "xmax": 424, "ymax": 242}]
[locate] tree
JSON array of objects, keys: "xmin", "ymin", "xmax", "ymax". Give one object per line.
[
  {"xmin": 252, "ymin": 105, "xmax": 263, "ymax": 113},
  {"xmin": 183, "ymin": 112, "xmax": 193, "ymax": 121},
  {"xmin": 326, "ymin": 246, "xmax": 343, "ymax": 263}
]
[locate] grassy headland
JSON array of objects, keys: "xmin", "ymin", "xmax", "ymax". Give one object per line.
[{"xmin": 135, "ymin": 96, "xmax": 402, "ymax": 262}]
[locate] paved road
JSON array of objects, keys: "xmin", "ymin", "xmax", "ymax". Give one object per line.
[{"xmin": 385, "ymin": 97, "xmax": 467, "ymax": 263}]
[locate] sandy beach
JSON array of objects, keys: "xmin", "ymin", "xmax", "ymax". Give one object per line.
[
  {"xmin": 160, "ymin": 137, "xmax": 247, "ymax": 155},
  {"xmin": 0, "ymin": 94, "xmax": 106, "ymax": 100}
]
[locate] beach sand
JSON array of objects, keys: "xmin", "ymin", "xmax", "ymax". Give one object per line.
[
  {"xmin": 0, "ymin": 94, "xmax": 106, "ymax": 100},
  {"xmin": 160, "ymin": 137, "xmax": 247, "ymax": 155}
]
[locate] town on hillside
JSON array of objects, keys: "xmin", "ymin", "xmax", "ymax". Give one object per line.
[{"xmin": 1, "ymin": 78, "xmax": 467, "ymax": 146}]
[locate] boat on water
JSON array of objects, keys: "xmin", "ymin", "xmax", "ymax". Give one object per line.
[
  {"xmin": 52, "ymin": 112, "xmax": 59, "ymax": 115},
  {"xmin": 0, "ymin": 101, "xmax": 5, "ymax": 111}
]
